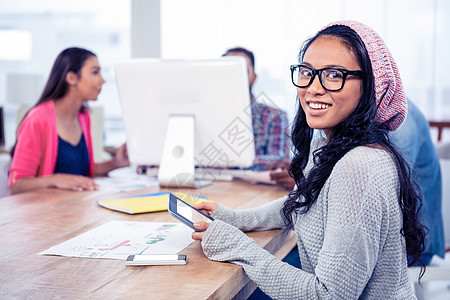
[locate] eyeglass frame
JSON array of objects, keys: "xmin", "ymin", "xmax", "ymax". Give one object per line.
[{"xmin": 290, "ymin": 64, "xmax": 363, "ymax": 92}]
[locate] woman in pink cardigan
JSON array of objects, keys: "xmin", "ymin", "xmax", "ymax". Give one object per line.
[{"xmin": 9, "ymin": 47, "xmax": 129, "ymax": 194}]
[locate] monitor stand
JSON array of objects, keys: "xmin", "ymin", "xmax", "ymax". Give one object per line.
[{"xmin": 158, "ymin": 114, "xmax": 212, "ymax": 188}]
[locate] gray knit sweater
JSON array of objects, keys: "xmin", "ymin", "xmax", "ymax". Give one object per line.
[{"xmin": 201, "ymin": 138, "xmax": 415, "ymax": 299}]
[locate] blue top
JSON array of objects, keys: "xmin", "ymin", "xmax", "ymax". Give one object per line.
[
  {"xmin": 54, "ymin": 134, "xmax": 89, "ymax": 176},
  {"xmin": 391, "ymin": 100, "xmax": 445, "ymax": 263}
]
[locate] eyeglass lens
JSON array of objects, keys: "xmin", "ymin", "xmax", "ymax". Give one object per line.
[{"xmin": 293, "ymin": 66, "xmax": 344, "ymax": 91}]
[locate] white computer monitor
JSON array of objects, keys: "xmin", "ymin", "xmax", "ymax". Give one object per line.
[{"xmin": 115, "ymin": 57, "xmax": 255, "ymax": 187}]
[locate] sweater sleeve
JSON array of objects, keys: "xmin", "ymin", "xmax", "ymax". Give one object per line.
[
  {"xmin": 202, "ymin": 220, "xmax": 318, "ymax": 299},
  {"xmin": 213, "ymin": 196, "xmax": 288, "ymax": 231},
  {"xmin": 201, "ymin": 148, "xmax": 401, "ymax": 299}
]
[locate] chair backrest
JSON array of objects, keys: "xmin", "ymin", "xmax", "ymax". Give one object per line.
[
  {"xmin": 88, "ymin": 105, "xmax": 107, "ymax": 163},
  {"xmin": 0, "ymin": 154, "xmax": 11, "ymax": 198},
  {"xmin": 6, "ymin": 73, "xmax": 44, "ymax": 106},
  {"xmin": 436, "ymin": 142, "xmax": 450, "ymax": 160},
  {"xmin": 429, "ymin": 121, "xmax": 450, "ymax": 142}
]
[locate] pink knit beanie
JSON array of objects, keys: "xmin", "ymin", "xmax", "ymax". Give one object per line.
[{"xmin": 324, "ymin": 20, "xmax": 407, "ymax": 131}]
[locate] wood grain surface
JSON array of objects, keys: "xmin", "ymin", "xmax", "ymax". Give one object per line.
[{"xmin": 0, "ymin": 180, "xmax": 294, "ymax": 300}]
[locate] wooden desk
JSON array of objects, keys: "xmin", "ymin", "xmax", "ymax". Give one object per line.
[{"xmin": 0, "ymin": 181, "xmax": 294, "ymax": 299}]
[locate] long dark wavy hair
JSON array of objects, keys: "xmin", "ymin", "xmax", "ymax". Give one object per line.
[
  {"xmin": 10, "ymin": 47, "xmax": 96, "ymax": 158},
  {"xmin": 283, "ymin": 25, "xmax": 426, "ymax": 272}
]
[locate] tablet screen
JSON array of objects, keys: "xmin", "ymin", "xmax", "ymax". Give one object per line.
[{"xmin": 177, "ymin": 198, "xmax": 212, "ymax": 224}]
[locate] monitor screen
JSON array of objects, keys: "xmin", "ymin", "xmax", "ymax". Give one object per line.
[{"xmin": 115, "ymin": 57, "xmax": 255, "ymax": 185}]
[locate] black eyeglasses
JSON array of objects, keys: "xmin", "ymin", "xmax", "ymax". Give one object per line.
[{"xmin": 290, "ymin": 64, "xmax": 363, "ymax": 91}]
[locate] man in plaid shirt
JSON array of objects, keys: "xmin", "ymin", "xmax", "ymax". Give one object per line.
[{"xmin": 224, "ymin": 47, "xmax": 290, "ymax": 171}]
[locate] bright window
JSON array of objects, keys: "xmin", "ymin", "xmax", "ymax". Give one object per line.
[{"xmin": 0, "ymin": 30, "xmax": 32, "ymax": 61}]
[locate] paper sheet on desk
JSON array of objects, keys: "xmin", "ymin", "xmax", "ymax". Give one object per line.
[
  {"xmin": 94, "ymin": 176, "xmax": 158, "ymax": 192},
  {"xmin": 38, "ymin": 221, "xmax": 194, "ymax": 260},
  {"xmin": 233, "ymin": 170, "xmax": 276, "ymax": 185}
]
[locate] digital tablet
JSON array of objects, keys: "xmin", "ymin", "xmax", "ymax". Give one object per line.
[{"xmin": 168, "ymin": 193, "xmax": 214, "ymax": 231}]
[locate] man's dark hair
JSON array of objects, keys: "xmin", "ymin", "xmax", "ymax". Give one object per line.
[{"xmin": 223, "ymin": 47, "xmax": 255, "ymax": 69}]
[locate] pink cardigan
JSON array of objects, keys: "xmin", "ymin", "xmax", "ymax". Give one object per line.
[{"xmin": 9, "ymin": 101, "xmax": 95, "ymax": 187}]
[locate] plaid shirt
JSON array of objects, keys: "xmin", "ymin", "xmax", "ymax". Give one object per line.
[{"xmin": 251, "ymin": 101, "xmax": 290, "ymax": 170}]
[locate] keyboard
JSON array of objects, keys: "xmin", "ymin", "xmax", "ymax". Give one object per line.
[{"xmin": 194, "ymin": 168, "xmax": 255, "ymax": 181}]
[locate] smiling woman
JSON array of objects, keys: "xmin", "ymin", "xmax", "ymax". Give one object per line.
[
  {"xmin": 191, "ymin": 20, "xmax": 426, "ymax": 299},
  {"xmin": 294, "ymin": 36, "xmax": 364, "ymax": 138}
]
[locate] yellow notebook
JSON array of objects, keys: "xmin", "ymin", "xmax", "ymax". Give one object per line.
[{"xmin": 97, "ymin": 192, "xmax": 208, "ymax": 214}]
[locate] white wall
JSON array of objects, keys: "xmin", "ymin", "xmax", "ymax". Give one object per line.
[
  {"xmin": 0, "ymin": 0, "xmax": 131, "ymax": 147},
  {"xmin": 1, "ymin": 0, "xmax": 449, "ymax": 148},
  {"xmin": 160, "ymin": 0, "xmax": 450, "ymax": 135}
]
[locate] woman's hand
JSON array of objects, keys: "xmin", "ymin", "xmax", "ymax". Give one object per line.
[
  {"xmin": 193, "ymin": 201, "xmax": 218, "ymax": 216},
  {"xmin": 191, "ymin": 201, "xmax": 218, "ymax": 240},
  {"xmin": 192, "ymin": 221, "xmax": 211, "ymax": 241},
  {"xmin": 50, "ymin": 174, "xmax": 98, "ymax": 191},
  {"xmin": 113, "ymin": 143, "xmax": 130, "ymax": 168},
  {"xmin": 95, "ymin": 143, "xmax": 130, "ymax": 176},
  {"xmin": 10, "ymin": 173, "xmax": 99, "ymax": 194},
  {"xmin": 270, "ymin": 169, "xmax": 295, "ymax": 190}
]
